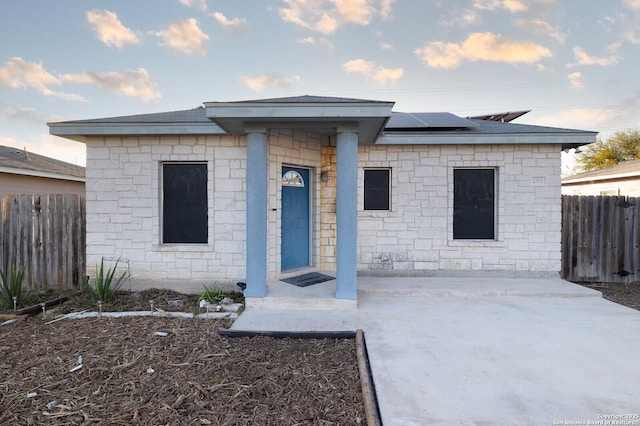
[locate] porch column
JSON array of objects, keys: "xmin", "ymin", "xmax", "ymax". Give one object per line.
[
  {"xmin": 335, "ymin": 126, "xmax": 358, "ymax": 300},
  {"xmin": 245, "ymin": 129, "xmax": 268, "ymax": 297}
]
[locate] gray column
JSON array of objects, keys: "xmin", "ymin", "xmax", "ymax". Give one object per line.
[
  {"xmin": 245, "ymin": 130, "xmax": 268, "ymax": 297},
  {"xmin": 335, "ymin": 128, "xmax": 358, "ymax": 300}
]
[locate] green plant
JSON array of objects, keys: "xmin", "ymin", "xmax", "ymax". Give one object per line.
[
  {"xmin": 198, "ymin": 283, "xmax": 226, "ymax": 304},
  {"xmin": 0, "ymin": 263, "xmax": 25, "ymax": 309},
  {"xmin": 83, "ymin": 258, "xmax": 128, "ymax": 303}
]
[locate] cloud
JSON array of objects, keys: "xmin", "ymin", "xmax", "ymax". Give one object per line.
[
  {"xmin": 154, "ymin": 18, "xmax": 209, "ymax": 56},
  {"xmin": 0, "ymin": 57, "xmax": 85, "ymax": 101},
  {"xmin": 473, "ymin": 0, "xmax": 527, "ymax": 12},
  {"xmin": 438, "ymin": 10, "xmax": 479, "ymax": 27},
  {"xmin": 334, "ymin": 0, "xmax": 375, "ymax": 24},
  {"xmin": 86, "ymin": 10, "xmax": 140, "ymax": 48},
  {"xmin": 212, "ymin": 12, "xmax": 248, "ymax": 32},
  {"xmin": 516, "ymin": 18, "xmax": 566, "ymax": 43},
  {"xmin": 0, "ymin": 106, "xmax": 39, "ymax": 123},
  {"xmin": 343, "ymin": 59, "xmax": 404, "ymax": 85},
  {"xmin": 569, "ymin": 47, "xmax": 617, "ymax": 67},
  {"xmin": 624, "ymin": 0, "xmax": 640, "ymax": 10},
  {"xmin": 533, "ymin": 107, "xmax": 616, "ymax": 130},
  {"xmin": 414, "ymin": 32, "xmax": 552, "ymax": 69},
  {"xmin": 568, "ymin": 71, "xmax": 583, "ymax": 89},
  {"xmin": 298, "ymin": 36, "xmax": 335, "ymax": 52},
  {"xmin": 379, "ymin": 41, "xmax": 392, "ymax": 50},
  {"xmin": 279, "ymin": 0, "xmax": 391, "ymax": 33},
  {"xmin": 279, "ymin": 0, "xmax": 338, "ymax": 33},
  {"xmin": 239, "ymin": 74, "xmax": 301, "ymax": 91},
  {"xmin": 178, "ymin": 0, "xmax": 208, "ymax": 10},
  {"xmin": 61, "ymin": 68, "xmax": 161, "ymax": 102},
  {"xmin": 380, "ymin": 0, "xmax": 394, "ymax": 19}
]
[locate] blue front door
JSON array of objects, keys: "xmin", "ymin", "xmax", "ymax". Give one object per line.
[{"xmin": 281, "ymin": 166, "xmax": 310, "ymax": 270}]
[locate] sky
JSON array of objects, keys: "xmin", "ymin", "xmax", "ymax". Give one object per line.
[{"xmin": 1, "ymin": 0, "xmax": 639, "ymax": 175}]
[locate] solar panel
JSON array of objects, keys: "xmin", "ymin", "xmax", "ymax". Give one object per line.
[{"xmin": 386, "ymin": 112, "xmax": 478, "ymax": 129}]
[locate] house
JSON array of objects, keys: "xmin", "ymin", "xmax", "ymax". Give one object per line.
[
  {"xmin": 562, "ymin": 159, "xmax": 640, "ymax": 196},
  {"xmin": 0, "ymin": 145, "xmax": 85, "ymax": 195},
  {"xmin": 48, "ymin": 95, "xmax": 597, "ymax": 303}
]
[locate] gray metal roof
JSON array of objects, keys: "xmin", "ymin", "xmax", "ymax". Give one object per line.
[
  {"xmin": 48, "ymin": 96, "xmax": 598, "ymax": 149},
  {"xmin": 386, "ymin": 112, "xmax": 478, "ymax": 129},
  {"xmin": 466, "ymin": 119, "xmax": 594, "ymax": 135},
  {"xmin": 468, "ymin": 111, "xmax": 530, "ymax": 123},
  {"xmin": 211, "ymin": 95, "xmax": 391, "ymax": 104},
  {"xmin": 563, "ymin": 159, "xmax": 640, "ymax": 183},
  {"xmin": 63, "ymin": 106, "xmax": 209, "ymax": 124},
  {"xmin": 0, "ymin": 145, "xmax": 85, "ymax": 178}
]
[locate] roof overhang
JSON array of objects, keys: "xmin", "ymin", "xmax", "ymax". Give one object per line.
[
  {"xmin": 0, "ymin": 166, "xmax": 85, "ymax": 182},
  {"xmin": 203, "ymin": 99, "xmax": 394, "ymax": 144},
  {"xmin": 377, "ymin": 131, "xmax": 597, "ymax": 150},
  {"xmin": 48, "ymin": 122, "xmax": 225, "ymax": 143},
  {"xmin": 562, "ymin": 171, "xmax": 640, "ymax": 185}
]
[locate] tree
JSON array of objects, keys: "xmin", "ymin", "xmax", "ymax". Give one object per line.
[{"xmin": 576, "ymin": 129, "xmax": 640, "ymax": 172}]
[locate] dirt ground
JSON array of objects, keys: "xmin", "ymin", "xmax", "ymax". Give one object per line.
[
  {"xmin": 1, "ymin": 281, "xmax": 638, "ymax": 425},
  {"xmin": 0, "ymin": 290, "xmax": 365, "ymax": 425}
]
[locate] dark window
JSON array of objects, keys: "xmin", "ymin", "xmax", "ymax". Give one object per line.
[
  {"xmin": 364, "ymin": 169, "xmax": 390, "ymax": 210},
  {"xmin": 453, "ymin": 169, "xmax": 495, "ymax": 239},
  {"xmin": 163, "ymin": 163, "xmax": 208, "ymax": 243}
]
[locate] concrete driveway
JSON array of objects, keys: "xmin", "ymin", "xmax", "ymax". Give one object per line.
[{"xmin": 230, "ymin": 277, "xmax": 640, "ymax": 425}]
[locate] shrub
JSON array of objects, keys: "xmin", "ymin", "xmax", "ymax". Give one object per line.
[
  {"xmin": 0, "ymin": 263, "xmax": 25, "ymax": 309},
  {"xmin": 83, "ymin": 258, "xmax": 128, "ymax": 303},
  {"xmin": 198, "ymin": 283, "xmax": 226, "ymax": 305}
]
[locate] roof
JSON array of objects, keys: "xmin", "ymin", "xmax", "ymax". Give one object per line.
[
  {"xmin": 380, "ymin": 117, "xmax": 598, "ymax": 149},
  {"xmin": 48, "ymin": 95, "xmax": 598, "ymax": 149},
  {"xmin": 63, "ymin": 106, "xmax": 209, "ymax": 124},
  {"xmin": 386, "ymin": 112, "xmax": 478, "ymax": 129},
  {"xmin": 0, "ymin": 145, "xmax": 85, "ymax": 180},
  {"xmin": 562, "ymin": 159, "xmax": 640, "ymax": 184},
  {"xmin": 467, "ymin": 111, "xmax": 530, "ymax": 123},
  {"xmin": 211, "ymin": 95, "xmax": 391, "ymax": 104}
]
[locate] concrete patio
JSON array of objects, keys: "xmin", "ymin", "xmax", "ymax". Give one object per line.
[{"xmin": 231, "ymin": 276, "xmax": 640, "ymax": 425}]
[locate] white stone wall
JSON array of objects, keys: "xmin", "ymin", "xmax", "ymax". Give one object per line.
[
  {"xmin": 84, "ymin": 134, "xmax": 563, "ymax": 291},
  {"xmin": 85, "ymin": 135, "xmax": 247, "ymax": 291},
  {"xmin": 357, "ymin": 144, "xmax": 563, "ymax": 273}
]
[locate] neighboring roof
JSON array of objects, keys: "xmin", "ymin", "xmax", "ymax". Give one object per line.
[
  {"xmin": 48, "ymin": 95, "xmax": 598, "ymax": 149},
  {"xmin": 562, "ymin": 159, "xmax": 640, "ymax": 185},
  {"xmin": 467, "ymin": 111, "xmax": 530, "ymax": 123},
  {"xmin": 0, "ymin": 145, "xmax": 85, "ymax": 181}
]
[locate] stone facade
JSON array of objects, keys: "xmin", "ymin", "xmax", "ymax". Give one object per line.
[
  {"xmin": 357, "ymin": 144, "xmax": 562, "ymax": 273},
  {"xmin": 84, "ymin": 131, "xmax": 562, "ymax": 291}
]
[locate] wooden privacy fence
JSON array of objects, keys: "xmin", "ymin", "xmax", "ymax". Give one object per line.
[
  {"xmin": 562, "ymin": 195, "xmax": 639, "ymax": 284},
  {"xmin": 0, "ymin": 194, "xmax": 86, "ymax": 291}
]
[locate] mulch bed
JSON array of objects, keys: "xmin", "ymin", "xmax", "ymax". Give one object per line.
[{"xmin": 0, "ymin": 316, "xmax": 364, "ymax": 425}]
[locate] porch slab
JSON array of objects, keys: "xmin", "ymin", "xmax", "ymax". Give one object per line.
[
  {"xmin": 247, "ymin": 278, "xmax": 357, "ymax": 310},
  {"xmin": 230, "ymin": 277, "xmax": 640, "ymax": 425}
]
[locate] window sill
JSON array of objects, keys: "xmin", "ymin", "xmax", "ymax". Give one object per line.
[
  {"xmin": 448, "ymin": 239, "xmax": 504, "ymax": 248},
  {"xmin": 153, "ymin": 243, "xmax": 212, "ymax": 251}
]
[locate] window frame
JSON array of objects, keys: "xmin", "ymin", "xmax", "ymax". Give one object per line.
[
  {"xmin": 161, "ymin": 162, "xmax": 209, "ymax": 244},
  {"xmin": 452, "ymin": 167, "xmax": 497, "ymax": 240},
  {"xmin": 363, "ymin": 168, "xmax": 392, "ymax": 211}
]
